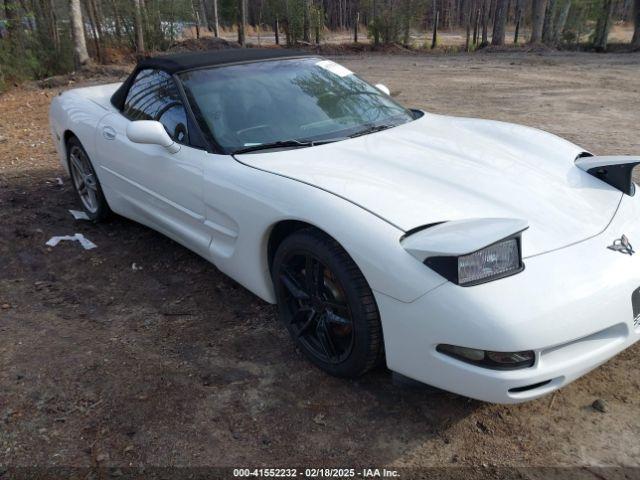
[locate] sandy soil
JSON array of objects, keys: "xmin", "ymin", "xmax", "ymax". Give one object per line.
[{"xmin": 1, "ymin": 51, "xmax": 640, "ymax": 475}]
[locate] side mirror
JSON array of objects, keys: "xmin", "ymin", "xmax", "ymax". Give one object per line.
[
  {"xmin": 126, "ymin": 120, "xmax": 180, "ymax": 153},
  {"xmin": 375, "ymin": 83, "xmax": 391, "ymax": 96}
]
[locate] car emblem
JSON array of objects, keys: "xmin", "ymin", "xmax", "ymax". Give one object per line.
[{"xmin": 607, "ymin": 235, "xmax": 635, "ymax": 255}]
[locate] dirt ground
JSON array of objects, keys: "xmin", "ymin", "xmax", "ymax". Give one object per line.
[{"xmin": 1, "ymin": 51, "xmax": 640, "ymax": 476}]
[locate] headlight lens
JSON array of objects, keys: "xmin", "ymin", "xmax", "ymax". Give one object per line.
[
  {"xmin": 458, "ymin": 238, "xmax": 520, "ymax": 286},
  {"xmin": 425, "ymin": 235, "xmax": 524, "ymax": 286}
]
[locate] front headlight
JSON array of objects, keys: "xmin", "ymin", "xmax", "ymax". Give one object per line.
[
  {"xmin": 458, "ymin": 237, "xmax": 521, "ymax": 285},
  {"xmin": 425, "ymin": 235, "xmax": 524, "ymax": 286}
]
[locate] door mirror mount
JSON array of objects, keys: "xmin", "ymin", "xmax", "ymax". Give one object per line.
[
  {"xmin": 375, "ymin": 83, "xmax": 391, "ymax": 96},
  {"xmin": 126, "ymin": 120, "xmax": 180, "ymax": 154}
]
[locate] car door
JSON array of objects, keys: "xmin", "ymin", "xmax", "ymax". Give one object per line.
[{"xmin": 95, "ymin": 69, "xmax": 211, "ymax": 257}]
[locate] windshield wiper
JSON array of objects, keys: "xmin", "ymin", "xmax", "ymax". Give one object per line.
[
  {"xmin": 233, "ymin": 138, "xmax": 340, "ymax": 155},
  {"xmin": 349, "ymin": 123, "xmax": 395, "ymax": 139}
]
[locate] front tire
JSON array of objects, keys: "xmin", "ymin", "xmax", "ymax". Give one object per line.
[
  {"xmin": 272, "ymin": 228, "xmax": 384, "ymax": 378},
  {"xmin": 67, "ymin": 136, "xmax": 110, "ymax": 222}
]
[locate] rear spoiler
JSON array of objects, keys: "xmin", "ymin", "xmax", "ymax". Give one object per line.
[{"xmin": 575, "ymin": 155, "xmax": 640, "ymax": 196}]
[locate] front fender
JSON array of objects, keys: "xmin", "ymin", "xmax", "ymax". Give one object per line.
[{"xmin": 202, "ymin": 155, "xmax": 446, "ymax": 304}]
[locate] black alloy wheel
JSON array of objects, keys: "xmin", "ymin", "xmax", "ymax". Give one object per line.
[{"xmin": 272, "ymin": 228, "xmax": 384, "ymax": 377}]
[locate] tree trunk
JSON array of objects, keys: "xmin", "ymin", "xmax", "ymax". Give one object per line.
[
  {"xmin": 431, "ymin": 8, "xmax": 439, "ymax": 48},
  {"xmin": 193, "ymin": 6, "xmax": 201, "ymax": 38},
  {"xmin": 4, "ymin": 0, "xmax": 24, "ymax": 51},
  {"xmin": 85, "ymin": 0, "xmax": 103, "ymax": 62},
  {"xmin": 90, "ymin": 0, "xmax": 104, "ymax": 45},
  {"xmin": 51, "ymin": 0, "xmax": 61, "ymax": 49},
  {"xmin": 473, "ymin": 5, "xmax": 480, "ymax": 44},
  {"xmin": 274, "ymin": 16, "xmax": 279, "ymax": 44},
  {"xmin": 69, "ymin": 0, "xmax": 90, "ymax": 67},
  {"xmin": 530, "ymin": 0, "xmax": 547, "ymax": 42},
  {"xmin": 575, "ymin": 8, "xmax": 583, "ymax": 47},
  {"xmin": 541, "ymin": 0, "xmax": 557, "ymax": 44},
  {"xmin": 632, "ymin": 0, "xmax": 640, "ymax": 48},
  {"xmin": 211, "ymin": 0, "xmax": 219, "ymax": 36},
  {"xmin": 481, "ymin": 0, "xmax": 489, "ymax": 44},
  {"xmin": 109, "ymin": 0, "xmax": 122, "ymax": 41},
  {"xmin": 593, "ymin": 0, "xmax": 614, "ymax": 51},
  {"xmin": 43, "ymin": 0, "xmax": 60, "ymax": 49},
  {"xmin": 372, "ymin": 0, "xmax": 379, "ymax": 45},
  {"xmin": 197, "ymin": 0, "xmax": 209, "ymax": 30},
  {"xmin": 491, "ymin": 0, "xmax": 507, "ymax": 45},
  {"xmin": 133, "ymin": 0, "xmax": 145, "ymax": 53},
  {"xmin": 303, "ymin": 0, "xmax": 310, "ymax": 43},
  {"xmin": 465, "ymin": 14, "xmax": 471, "ymax": 50},
  {"xmin": 552, "ymin": 0, "xmax": 571, "ymax": 44},
  {"xmin": 33, "ymin": 0, "xmax": 60, "ymax": 50},
  {"xmin": 354, "ymin": 11, "xmax": 359, "ymax": 42},
  {"xmin": 513, "ymin": 0, "xmax": 522, "ymax": 43},
  {"xmin": 403, "ymin": 0, "xmax": 411, "ymax": 47},
  {"xmin": 237, "ymin": 0, "xmax": 246, "ymax": 46}
]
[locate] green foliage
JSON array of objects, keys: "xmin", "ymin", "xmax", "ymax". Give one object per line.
[
  {"xmin": 264, "ymin": 0, "xmax": 285, "ymax": 24},
  {"xmin": 559, "ymin": 0, "xmax": 606, "ymax": 46},
  {"xmin": 368, "ymin": 9, "xmax": 401, "ymax": 44},
  {"xmin": 140, "ymin": 0, "xmax": 195, "ymax": 50},
  {"xmin": 284, "ymin": 0, "xmax": 306, "ymax": 45},
  {"xmin": 0, "ymin": 28, "xmax": 73, "ymax": 92},
  {"xmin": 219, "ymin": 0, "xmax": 239, "ymax": 27},
  {"xmin": 367, "ymin": 0, "xmax": 415, "ymax": 46},
  {"xmin": 310, "ymin": 3, "xmax": 325, "ymax": 43}
]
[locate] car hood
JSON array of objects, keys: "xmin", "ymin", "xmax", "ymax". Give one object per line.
[{"xmin": 237, "ymin": 113, "xmax": 622, "ymax": 258}]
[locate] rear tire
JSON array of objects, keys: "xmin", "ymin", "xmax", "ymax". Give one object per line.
[
  {"xmin": 67, "ymin": 136, "xmax": 110, "ymax": 222},
  {"xmin": 272, "ymin": 228, "xmax": 384, "ymax": 378}
]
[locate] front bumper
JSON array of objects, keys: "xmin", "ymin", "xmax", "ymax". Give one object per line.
[{"xmin": 378, "ymin": 194, "xmax": 640, "ymax": 403}]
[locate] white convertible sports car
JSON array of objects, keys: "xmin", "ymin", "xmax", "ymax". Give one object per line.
[{"xmin": 49, "ymin": 49, "xmax": 640, "ymax": 403}]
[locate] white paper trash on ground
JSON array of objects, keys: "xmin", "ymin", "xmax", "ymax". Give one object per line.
[
  {"xmin": 69, "ymin": 209, "xmax": 90, "ymax": 220},
  {"xmin": 46, "ymin": 233, "xmax": 97, "ymax": 250}
]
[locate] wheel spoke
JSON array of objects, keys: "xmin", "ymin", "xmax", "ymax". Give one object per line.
[
  {"xmin": 85, "ymin": 174, "xmax": 98, "ymax": 191},
  {"xmin": 86, "ymin": 188, "xmax": 97, "ymax": 209},
  {"xmin": 296, "ymin": 310, "xmax": 317, "ymax": 338},
  {"xmin": 291, "ymin": 306, "xmax": 312, "ymax": 324},
  {"xmin": 316, "ymin": 319, "xmax": 338, "ymax": 359},
  {"xmin": 323, "ymin": 300, "xmax": 349, "ymax": 314},
  {"xmin": 325, "ymin": 310, "xmax": 351, "ymax": 326},
  {"xmin": 70, "ymin": 153, "xmax": 86, "ymax": 175},
  {"xmin": 280, "ymin": 268, "xmax": 309, "ymax": 300},
  {"xmin": 70, "ymin": 165, "xmax": 83, "ymax": 189},
  {"xmin": 69, "ymin": 147, "xmax": 99, "ymax": 214}
]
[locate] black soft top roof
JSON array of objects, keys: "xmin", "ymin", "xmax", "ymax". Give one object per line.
[
  {"xmin": 111, "ymin": 48, "xmax": 312, "ymax": 111},
  {"xmin": 137, "ymin": 48, "xmax": 310, "ymax": 74}
]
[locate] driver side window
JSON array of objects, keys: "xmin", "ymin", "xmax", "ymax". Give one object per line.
[{"xmin": 123, "ymin": 69, "xmax": 189, "ymax": 145}]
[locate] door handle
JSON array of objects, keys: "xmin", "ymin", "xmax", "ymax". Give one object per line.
[{"xmin": 102, "ymin": 126, "xmax": 116, "ymax": 140}]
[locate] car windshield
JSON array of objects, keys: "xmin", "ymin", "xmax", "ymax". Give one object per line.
[{"xmin": 179, "ymin": 57, "xmax": 416, "ymax": 154}]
